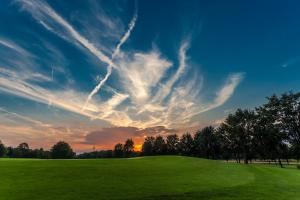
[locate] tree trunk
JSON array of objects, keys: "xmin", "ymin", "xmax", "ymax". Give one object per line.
[
  {"xmin": 244, "ymin": 154, "xmax": 248, "ymax": 164},
  {"xmin": 278, "ymin": 158, "xmax": 283, "ymax": 168}
]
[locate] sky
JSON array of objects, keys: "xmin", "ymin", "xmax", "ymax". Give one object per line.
[{"xmin": 0, "ymin": 0, "xmax": 300, "ymax": 152}]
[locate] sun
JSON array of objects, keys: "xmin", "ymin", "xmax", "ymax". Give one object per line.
[{"xmin": 134, "ymin": 144, "xmax": 142, "ymax": 152}]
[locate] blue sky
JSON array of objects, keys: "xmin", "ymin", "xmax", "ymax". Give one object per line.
[{"xmin": 0, "ymin": 0, "xmax": 299, "ymax": 151}]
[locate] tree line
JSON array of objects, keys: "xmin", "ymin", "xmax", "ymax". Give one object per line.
[
  {"xmin": 77, "ymin": 139, "xmax": 139, "ymax": 159},
  {"xmin": 0, "ymin": 141, "xmax": 75, "ymax": 159},
  {"xmin": 139, "ymin": 92, "xmax": 300, "ymax": 167},
  {"xmin": 0, "ymin": 139, "xmax": 137, "ymax": 159},
  {"xmin": 80, "ymin": 92, "xmax": 300, "ymax": 168},
  {"xmin": 1, "ymin": 92, "xmax": 299, "ymax": 167}
]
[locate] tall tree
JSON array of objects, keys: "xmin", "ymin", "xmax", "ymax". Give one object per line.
[
  {"xmin": 166, "ymin": 134, "xmax": 179, "ymax": 154},
  {"xmin": 114, "ymin": 143, "xmax": 124, "ymax": 158},
  {"xmin": 278, "ymin": 92, "xmax": 300, "ymax": 160},
  {"xmin": 153, "ymin": 136, "xmax": 167, "ymax": 155},
  {"xmin": 142, "ymin": 136, "xmax": 155, "ymax": 156},
  {"xmin": 16, "ymin": 142, "xmax": 30, "ymax": 158},
  {"xmin": 50, "ymin": 141, "xmax": 75, "ymax": 159},
  {"xmin": 123, "ymin": 139, "xmax": 134, "ymax": 157},
  {"xmin": 255, "ymin": 95, "xmax": 289, "ymax": 167},
  {"xmin": 221, "ymin": 109, "xmax": 256, "ymax": 164},
  {"xmin": 6, "ymin": 147, "xmax": 14, "ymax": 158},
  {"xmin": 179, "ymin": 133, "xmax": 194, "ymax": 156},
  {"xmin": 0, "ymin": 140, "xmax": 6, "ymax": 157},
  {"xmin": 215, "ymin": 125, "xmax": 232, "ymax": 161},
  {"xmin": 194, "ymin": 126, "xmax": 220, "ymax": 159}
]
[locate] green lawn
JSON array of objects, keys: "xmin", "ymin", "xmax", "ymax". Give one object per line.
[{"xmin": 0, "ymin": 156, "xmax": 299, "ymax": 200}]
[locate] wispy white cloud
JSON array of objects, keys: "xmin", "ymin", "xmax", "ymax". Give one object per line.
[
  {"xmin": 0, "ymin": 107, "xmax": 98, "ymax": 150},
  {"xmin": 161, "ymin": 75, "xmax": 203, "ymax": 127},
  {"xmin": 17, "ymin": 0, "xmax": 139, "ymax": 113},
  {"xmin": 152, "ymin": 40, "xmax": 190, "ymax": 103},
  {"xmin": 0, "ymin": 37, "xmax": 37, "ymax": 70},
  {"xmin": 174, "ymin": 73, "xmax": 243, "ymax": 124},
  {"xmin": 0, "ymin": 107, "xmax": 50, "ymax": 127},
  {"xmin": 116, "ymin": 50, "xmax": 172, "ymax": 104},
  {"xmin": 0, "ymin": 38, "xmax": 21, "ymax": 52},
  {"xmin": 281, "ymin": 57, "xmax": 300, "ymax": 68},
  {"xmin": 0, "ymin": 57, "xmax": 243, "ymax": 131},
  {"xmin": 76, "ymin": 0, "xmax": 126, "ymax": 54},
  {"xmin": 1, "ymin": 1, "xmax": 245, "ymax": 132},
  {"xmin": 0, "ymin": 38, "xmax": 31, "ymax": 57},
  {"xmin": 17, "ymin": 0, "xmax": 113, "ymax": 66},
  {"xmin": 83, "ymin": 9, "xmax": 138, "ymax": 110},
  {"xmin": 0, "ymin": 67, "xmax": 52, "ymax": 83},
  {"xmin": 0, "ymin": 67, "xmax": 131, "ymax": 126},
  {"xmin": 139, "ymin": 70, "xmax": 243, "ymax": 128},
  {"xmin": 211, "ymin": 73, "xmax": 244, "ymax": 109}
]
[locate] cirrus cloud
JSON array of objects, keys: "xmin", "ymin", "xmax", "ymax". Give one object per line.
[{"xmin": 0, "ymin": 0, "xmax": 245, "ymax": 151}]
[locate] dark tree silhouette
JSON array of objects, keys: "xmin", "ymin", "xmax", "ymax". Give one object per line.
[
  {"xmin": 215, "ymin": 125, "xmax": 232, "ymax": 161},
  {"xmin": 31, "ymin": 148, "xmax": 51, "ymax": 159},
  {"xmin": 255, "ymin": 95, "xmax": 288, "ymax": 167},
  {"xmin": 194, "ymin": 126, "xmax": 220, "ymax": 159},
  {"xmin": 277, "ymin": 92, "xmax": 300, "ymax": 161},
  {"xmin": 50, "ymin": 141, "xmax": 75, "ymax": 159},
  {"xmin": 1, "ymin": 90, "xmax": 299, "ymax": 164},
  {"xmin": 6, "ymin": 147, "xmax": 14, "ymax": 157},
  {"xmin": 78, "ymin": 150, "xmax": 114, "ymax": 159},
  {"xmin": 166, "ymin": 134, "xmax": 179, "ymax": 154},
  {"xmin": 114, "ymin": 143, "xmax": 124, "ymax": 157},
  {"xmin": 142, "ymin": 136, "xmax": 155, "ymax": 156},
  {"xmin": 0, "ymin": 140, "xmax": 6, "ymax": 157},
  {"xmin": 179, "ymin": 133, "xmax": 194, "ymax": 156},
  {"xmin": 124, "ymin": 139, "xmax": 134, "ymax": 157},
  {"xmin": 15, "ymin": 142, "xmax": 30, "ymax": 158},
  {"xmin": 219, "ymin": 109, "xmax": 256, "ymax": 164},
  {"xmin": 153, "ymin": 136, "xmax": 167, "ymax": 155}
]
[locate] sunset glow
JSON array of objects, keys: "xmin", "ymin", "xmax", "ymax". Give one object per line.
[{"xmin": 134, "ymin": 144, "xmax": 142, "ymax": 152}]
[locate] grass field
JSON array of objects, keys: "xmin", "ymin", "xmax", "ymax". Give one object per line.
[{"xmin": 0, "ymin": 156, "xmax": 299, "ymax": 200}]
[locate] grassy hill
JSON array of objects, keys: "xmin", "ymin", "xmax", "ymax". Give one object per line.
[{"xmin": 0, "ymin": 156, "xmax": 299, "ymax": 200}]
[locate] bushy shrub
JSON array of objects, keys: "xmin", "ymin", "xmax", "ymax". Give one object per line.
[{"xmin": 297, "ymin": 165, "xmax": 300, "ymax": 170}]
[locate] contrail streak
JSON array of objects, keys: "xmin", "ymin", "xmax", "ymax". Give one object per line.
[
  {"xmin": 18, "ymin": 0, "xmax": 138, "ymax": 111},
  {"xmin": 0, "ymin": 107, "xmax": 50, "ymax": 127},
  {"xmin": 18, "ymin": 0, "xmax": 113, "ymax": 66},
  {"xmin": 82, "ymin": 10, "xmax": 138, "ymax": 110}
]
